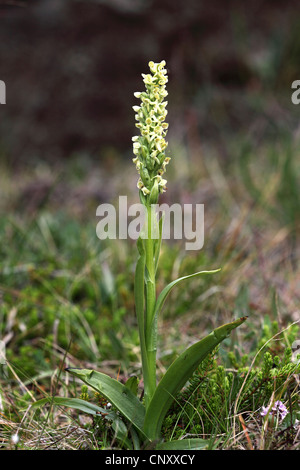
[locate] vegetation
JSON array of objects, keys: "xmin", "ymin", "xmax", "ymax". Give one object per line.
[
  {"xmin": 1, "ymin": 128, "xmax": 299, "ymax": 449},
  {"xmin": 0, "ymin": 41, "xmax": 299, "ymax": 449}
]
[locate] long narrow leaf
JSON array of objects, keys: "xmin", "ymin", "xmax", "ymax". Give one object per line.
[
  {"xmin": 66, "ymin": 368, "xmax": 148, "ymax": 439},
  {"xmin": 144, "ymin": 316, "xmax": 247, "ymax": 440},
  {"xmin": 31, "ymin": 396, "xmax": 107, "ymax": 416},
  {"xmin": 154, "ymin": 269, "xmax": 221, "ymax": 321},
  {"xmin": 149, "ymin": 269, "xmax": 221, "ymax": 351}
]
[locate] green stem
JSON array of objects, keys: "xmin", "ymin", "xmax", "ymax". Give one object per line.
[
  {"xmin": 144, "ymin": 204, "xmax": 157, "ymax": 407},
  {"xmin": 134, "ymin": 237, "xmax": 151, "ymax": 409}
]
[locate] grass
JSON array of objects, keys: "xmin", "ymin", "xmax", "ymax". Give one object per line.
[{"xmin": 0, "ymin": 133, "xmax": 299, "ymax": 450}]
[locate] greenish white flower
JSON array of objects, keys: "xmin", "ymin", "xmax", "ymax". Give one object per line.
[{"xmin": 132, "ymin": 60, "xmax": 170, "ymax": 203}]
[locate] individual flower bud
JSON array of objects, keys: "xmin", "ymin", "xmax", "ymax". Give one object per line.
[
  {"xmin": 149, "ymin": 178, "xmax": 159, "ymax": 204},
  {"xmin": 145, "ymin": 155, "xmax": 154, "ymax": 170},
  {"xmin": 141, "ymin": 144, "xmax": 149, "ymax": 159},
  {"xmin": 141, "ymin": 186, "xmax": 150, "ymax": 195},
  {"xmin": 133, "ymin": 142, "xmax": 141, "ymax": 155},
  {"xmin": 156, "ymin": 175, "xmax": 167, "ymax": 193},
  {"xmin": 140, "ymin": 166, "xmax": 151, "ymax": 186}
]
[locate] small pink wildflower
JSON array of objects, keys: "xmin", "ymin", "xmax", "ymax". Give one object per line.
[{"xmin": 260, "ymin": 400, "xmax": 288, "ymax": 421}]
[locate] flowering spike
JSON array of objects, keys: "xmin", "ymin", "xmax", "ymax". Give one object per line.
[{"xmin": 132, "ymin": 60, "xmax": 170, "ymax": 204}]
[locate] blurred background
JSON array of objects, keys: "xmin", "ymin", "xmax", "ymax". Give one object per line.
[
  {"xmin": 0, "ymin": 0, "xmax": 299, "ymax": 376},
  {"xmin": 0, "ymin": 0, "xmax": 299, "ymax": 161}
]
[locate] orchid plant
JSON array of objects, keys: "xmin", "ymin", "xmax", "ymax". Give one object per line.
[{"xmin": 33, "ymin": 61, "xmax": 247, "ymax": 450}]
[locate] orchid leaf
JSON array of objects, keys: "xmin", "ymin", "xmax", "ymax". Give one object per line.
[
  {"xmin": 154, "ymin": 268, "xmax": 221, "ymax": 322},
  {"xmin": 31, "ymin": 396, "xmax": 107, "ymax": 416},
  {"xmin": 144, "ymin": 316, "xmax": 247, "ymax": 440},
  {"xmin": 148, "ymin": 269, "xmax": 221, "ymax": 352},
  {"xmin": 66, "ymin": 368, "xmax": 148, "ymax": 439}
]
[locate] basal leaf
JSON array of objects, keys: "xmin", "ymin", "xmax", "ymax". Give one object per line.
[
  {"xmin": 66, "ymin": 368, "xmax": 148, "ymax": 439},
  {"xmin": 144, "ymin": 317, "xmax": 247, "ymax": 440},
  {"xmin": 31, "ymin": 396, "xmax": 107, "ymax": 416}
]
